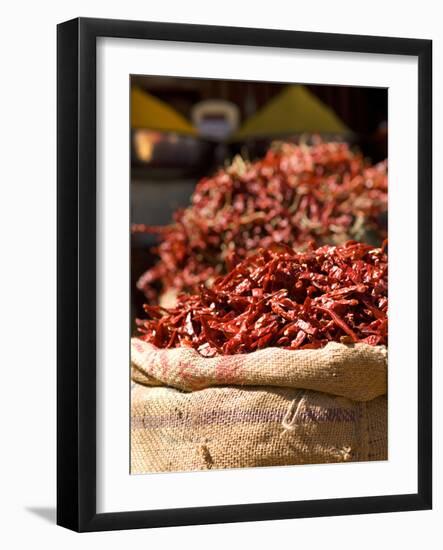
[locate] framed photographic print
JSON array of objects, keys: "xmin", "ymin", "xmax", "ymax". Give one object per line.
[{"xmin": 57, "ymin": 17, "xmax": 432, "ymax": 532}]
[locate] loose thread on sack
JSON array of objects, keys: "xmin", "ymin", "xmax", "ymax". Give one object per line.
[
  {"xmin": 281, "ymin": 390, "xmax": 306, "ymax": 434},
  {"xmin": 199, "ymin": 444, "xmax": 214, "ymax": 469}
]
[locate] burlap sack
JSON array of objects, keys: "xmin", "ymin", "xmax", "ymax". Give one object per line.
[{"xmin": 131, "ymin": 338, "xmax": 387, "ymax": 473}]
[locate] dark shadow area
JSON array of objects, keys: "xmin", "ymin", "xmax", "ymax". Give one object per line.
[{"xmin": 26, "ymin": 507, "xmax": 56, "ymax": 524}]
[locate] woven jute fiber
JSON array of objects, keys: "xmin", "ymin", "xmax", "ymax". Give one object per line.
[
  {"xmin": 131, "ymin": 338, "xmax": 387, "ymax": 401},
  {"xmin": 131, "ymin": 338, "xmax": 387, "ymax": 473}
]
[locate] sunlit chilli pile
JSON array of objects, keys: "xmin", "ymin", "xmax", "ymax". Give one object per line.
[
  {"xmin": 137, "ymin": 240, "xmax": 388, "ymax": 355},
  {"xmin": 133, "ymin": 141, "xmax": 388, "ymax": 300}
]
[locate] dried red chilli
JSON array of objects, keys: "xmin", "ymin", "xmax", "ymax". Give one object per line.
[
  {"xmin": 137, "ymin": 240, "xmax": 388, "ymax": 355},
  {"xmin": 134, "ymin": 141, "xmax": 388, "ymax": 300}
]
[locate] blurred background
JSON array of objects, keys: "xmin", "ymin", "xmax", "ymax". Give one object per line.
[
  {"xmin": 130, "ymin": 76, "xmax": 387, "ymax": 319},
  {"xmin": 131, "ymin": 77, "xmax": 387, "ymax": 221}
]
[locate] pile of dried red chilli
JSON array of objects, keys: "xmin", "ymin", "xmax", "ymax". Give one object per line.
[
  {"xmin": 137, "ymin": 241, "xmax": 388, "ymax": 355},
  {"xmin": 133, "ymin": 141, "xmax": 388, "ymax": 300}
]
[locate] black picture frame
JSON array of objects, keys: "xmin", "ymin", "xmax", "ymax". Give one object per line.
[{"xmin": 57, "ymin": 17, "xmax": 432, "ymax": 532}]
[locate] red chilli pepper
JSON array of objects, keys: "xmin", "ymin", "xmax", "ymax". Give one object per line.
[
  {"xmin": 134, "ymin": 141, "xmax": 388, "ymax": 300},
  {"xmin": 137, "ymin": 240, "xmax": 388, "ymax": 355}
]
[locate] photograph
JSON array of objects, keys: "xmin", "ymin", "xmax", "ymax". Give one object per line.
[
  {"xmin": 0, "ymin": 0, "xmax": 436, "ymax": 541},
  {"xmin": 53, "ymin": 13, "xmax": 432, "ymax": 534},
  {"xmin": 129, "ymin": 76, "xmax": 389, "ymax": 474}
]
